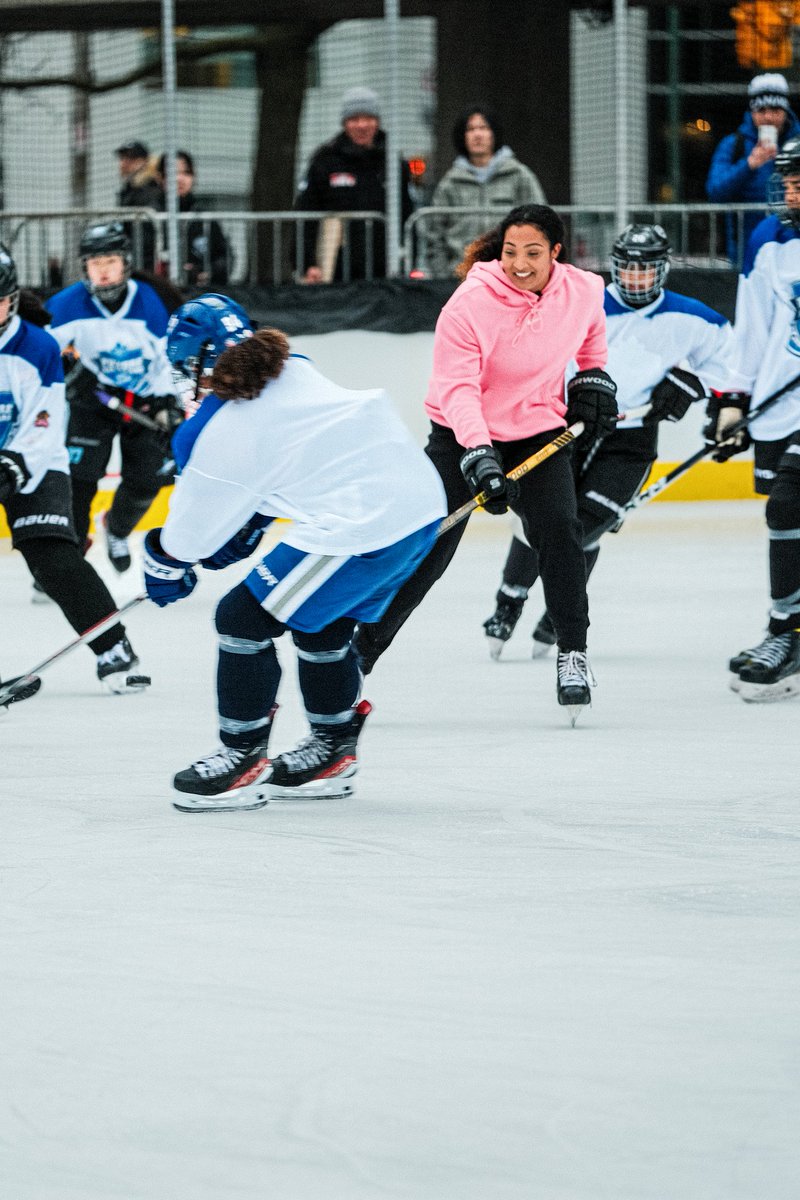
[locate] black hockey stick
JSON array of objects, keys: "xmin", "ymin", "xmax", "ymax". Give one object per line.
[
  {"xmin": 438, "ymin": 421, "xmax": 585, "ymax": 536},
  {"xmin": 0, "ymin": 593, "xmax": 147, "ymax": 707},
  {"xmin": 623, "ymin": 370, "xmax": 800, "ymax": 516}
]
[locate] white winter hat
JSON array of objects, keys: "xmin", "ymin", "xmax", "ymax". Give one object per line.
[
  {"xmin": 748, "ymin": 72, "xmax": 790, "ymax": 112},
  {"xmin": 341, "ymin": 86, "xmax": 381, "ymax": 122}
]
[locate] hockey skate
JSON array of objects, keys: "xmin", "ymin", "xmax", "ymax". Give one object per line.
[
  {"xmin": 729, "ymin": 631, "xmax": 781, "ymax": 690},
  {"xmin": 0, "ymin": 674, "xmax": 42, "ymax": 710},
  {"xmin": 268, "ymin": 700, "xmax": 372, "ymax": 800},
  {"xmin": 483, "ymin": 596, "xmax": 525, "ymax": 660},
  {"xmin": 104, "ymin": 520, "xmax": 132, "ymax": 574},
  {"xmin": 556, "ymin": 649, "xmax": 596, "ymax": 727},
  {"xmin": 172, "ymin": 740, "xmax": 273, "ymax": 813},
  {"xmin": 531, "ymin": 611, "xmax": 557, "ymax": 658},
  {"xmin": 96, "ymin": 636, "xmax": 151, "ymax": 695},
  {"xmin": 736, "ymin": 630, "xmax": 800, "ymax": 703}
]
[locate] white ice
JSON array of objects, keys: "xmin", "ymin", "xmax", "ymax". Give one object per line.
[{"xmin": 2, "ymin": 498, "xmax": 799, "ymax": 1200}]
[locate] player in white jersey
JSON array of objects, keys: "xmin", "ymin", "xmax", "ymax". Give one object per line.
[
  {"xmin": 142, "ymin": 294, "xmax": 446, "ymax": 812},
  {"xmin": 47, "ymin": 223, "xmax": 180, "ymax": 575},
  {"xmin": 0, "ymin": 243, "xmax": 149, "ymax": 698},
  {"xmin": 482, "ymin": 224, "xmax": 732, "ymax": 657},
  {"xmin": 706, "ymin": 137, "xmax": 800, "ymax": 701}
]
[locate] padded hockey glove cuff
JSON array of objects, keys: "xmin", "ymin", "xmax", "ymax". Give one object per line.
[
  {"xmin": 647, "ymin": 367, "xmax": 705, "ymax": 424},
  {"xmin": 566, "ymin": 369, "xmax": 618, "ymax": 438},
  {"xmin": 703, "ymin": 391, "xmax": 751, "ymax": 462},
  {"xmin": 0, "ymin": 451, "xmax": 31, "ymax": 504},
  {"xmin": 201, "ymin": 514, "xmax": 275, "ymax": 570},
  {"xmin": 459, "ymin": 445, "xmax": 514, "ymax": 515},
  {"xmin": 143, "ymin": 528, "xmax": 198, "ymax": 607}
]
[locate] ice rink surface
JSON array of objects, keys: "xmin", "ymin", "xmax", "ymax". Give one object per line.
[{"xmin": 2, "ymin": 501, "xmax": 799, "ymax": 1200}]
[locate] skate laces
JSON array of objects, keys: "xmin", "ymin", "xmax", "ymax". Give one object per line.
[
  {"xmin": 557, "ymin": 650, "xmax": 596, "ymax": 688},
  {"xmin": 106, "ymin": 530, "xmax": 130, "ymax": 558},
  {"xmin": 97, "ymin": 637, "xmax": 135, "ymax": 671},
  {"xmin": 747, "ymin": 631, "xmax": 793, "ymax": 669},
  {"xmin": 280, "ymin": 728, "xmax": 337, "ymax": 772},
  {"xmin": 192, "ymin": 745, "xmax": 251, "ymax": 780}
]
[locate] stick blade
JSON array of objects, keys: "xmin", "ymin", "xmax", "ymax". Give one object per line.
[{"xmin": 0, "ymin": 675, "xmax": 42, "ymax": 710}]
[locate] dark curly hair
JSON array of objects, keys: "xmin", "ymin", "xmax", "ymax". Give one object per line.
[
  {"xmin": 212, "ymin": 327, "xmax": 290, "ymax": 401},
  {"xmin": 456, "ymin": 204, "xmax": 566, "ymax": 280}
]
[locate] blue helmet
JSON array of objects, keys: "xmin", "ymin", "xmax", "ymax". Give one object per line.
[{"xmin": 166, "ymin": 293, "xmax": 253, "ymax": 381}]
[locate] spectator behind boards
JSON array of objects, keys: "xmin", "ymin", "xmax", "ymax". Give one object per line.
[
  {"xmin": 706, "ymin": 73, "xmax": 800, "ymax": 263},
  {"xmin": 294, "ymin": 86, "xmax": 413, "ymax": 283},
  {"xmin": 425, "ymin": 104, "xmax": 546, "ymax": 278},
  {"xmin": 156, "ymin": 150, "xmax": 230, "ymax": 286}
]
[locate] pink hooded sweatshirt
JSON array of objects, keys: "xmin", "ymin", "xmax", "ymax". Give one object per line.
[{"xmin": 425, "ymin": 257, "xmax": 607, "ymax": 449}]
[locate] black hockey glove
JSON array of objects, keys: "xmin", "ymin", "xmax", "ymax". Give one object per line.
[
  {"xmin": 459, "ymin": 445, "xmax": 515, "ymax": 515},
  {"xmin": 0, "ymin": 451, "xmax": 30, "ymax": 505},
  {"xmin": 703, "ymin": 391, "xmax": 751, "ymax": 462},
  {"xmin": 137, "ymin": 394, "xmax": 185, "ymax": 435},
  {"xmin": 566, "ymin": 369, "xmax": 618, "ymax": 439},
  {"xmin": 647, "ymin": 367, "xmax": 705, "ymax": 424},
  {"xmin": 201, "ymin": 515, "xmax": 275, "ymax": 570}
]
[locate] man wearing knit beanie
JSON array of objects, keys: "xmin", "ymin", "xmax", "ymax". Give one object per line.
[
  {"xmin": 294, "ymin": 86, "xmax": 412, "ymax": 283},
  {"xmin": 707, "ymin": 72, "xmax": 800, "ymax": 263}
]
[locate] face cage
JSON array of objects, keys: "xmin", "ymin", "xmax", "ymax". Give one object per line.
[
  {"xmin": 0, "ymin": 288, "xmax": 20, "ymax": 334},
  {"xmin": 767, "ymin": 170, "xmax": 800, "ymax": 229},
  {"xmin": 171, "ymin": 342, "xmax": 215, "ymax": 413},
  {"xmin": 82, "ymin": 255, "xmax": 132, "ymax": 306},
  {"xmin": 610, "ymin": 257, "xmax": 669, "ymax": 306}
]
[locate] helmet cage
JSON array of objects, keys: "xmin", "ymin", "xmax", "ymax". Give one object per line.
[
  {"xmin": 80, "ymin": 222, "xmax": 132, "ymax": 306},
  {"xmin": 0, "ymin": 243, "xmax": 20, "ymax": 334},
  {"xmin": 768, "ymin": 141, "xmax": 800, "ymax": 229},
  {"xmin": 166, "ymin": 294, "xmax": 252, "ymax": 409},
  {"xmin": 610, "ymin": 223, "xmax": 670, "ymax": 307}
]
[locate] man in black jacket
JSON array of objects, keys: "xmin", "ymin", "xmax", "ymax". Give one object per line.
[{"xmin": 295, "ymin": 87, "xmax": 413, "ymax": 282}]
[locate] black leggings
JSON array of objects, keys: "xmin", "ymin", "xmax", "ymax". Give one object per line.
[{"xmin": 20, "ymin": 538, "xmax": 125, "ymax": 656}]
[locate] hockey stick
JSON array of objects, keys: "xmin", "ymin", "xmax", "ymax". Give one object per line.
[
  {"xmin": 0, "ymin": 593, "xmax": 148, "ymax": 707},
  {"xmin": 97, "ymin": 390, "xmax": 164, "ymax": 433},
  {"xmin": 623, "ymin": 370, "xmax": 800, "ymax": 515},
  {"xmin": 438, "ymin": 421, "xmax": 585, "ymax": 536}
]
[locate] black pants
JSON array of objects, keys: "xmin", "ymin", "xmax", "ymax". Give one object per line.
[
  {"xmin": 757, "ymin": 433, "xmax": 800, "ymax": 635},
  {"xmin": 355, "ymin": 421, "xmax": 589, "ymax": 670},
  {"xmin": 499, "ymin": 424, "xmax": 657, "ymax": 600},
  {"xmin": 67, "ymin": 403, "xmax": 172, "ymax": 546}
]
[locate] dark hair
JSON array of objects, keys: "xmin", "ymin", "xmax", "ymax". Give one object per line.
[
  {"xmin": 156, "ymin": 149, "xmax": 195, "ymax": 177},
  {"xmin": 451, "ymin": 105, "xmax": 504, "ymax": 158},
  {"xmin": 456, "ymin": 204, "xmax": 566, "ymax": 280},
  {"xmin": 212, "ymin": 327, "xmax": 290, "ymax": 400}
]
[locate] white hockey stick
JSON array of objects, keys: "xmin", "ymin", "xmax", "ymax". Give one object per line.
[{"xmin": 0, "ymin": 593, "xmax": 148, "ymax": 707}]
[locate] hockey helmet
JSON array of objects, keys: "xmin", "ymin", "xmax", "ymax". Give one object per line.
[
  {"xmin": 768, "ymin": 136, "xmax": 800, "ymax": 229},
  {"xmin": 0, "ymin": 242, "xmax": 20, "ymax": 333},
  {"xmin": 610, "ymin": 223, "xmax": 670, "ymax": 307},
  {"xmin": 80, "ymin": 221, "xmax": 132, "ymax": 305},
  {"xmin": 166, "ymin": 293, "xmax": 253, "ymax": 399}
]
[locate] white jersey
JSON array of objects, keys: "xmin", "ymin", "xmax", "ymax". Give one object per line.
[
  {"xmin": 725, "ymin": 230, "xmax": 800, "ymax": 441},
  {"xmin": 603, "ymin": 284, "xmax": 732, "ymax": 428},
  {"xmin": 162, "ymin": 354, "xmax": 446, "ymax": 562},
  {"xmin": 0, "ymin": 315, "xmax": 68, "ymax": 492}
]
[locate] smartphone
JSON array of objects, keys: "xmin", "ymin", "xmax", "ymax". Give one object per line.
[{"xmin": 758, "ymin": 125, "xmax": 778, "ymax": 148}]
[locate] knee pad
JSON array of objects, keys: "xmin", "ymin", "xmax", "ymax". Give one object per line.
[
  {"xmin": 215, "ymin": 583, "xmax": 285, "ymax": 645},
  {"xmin": 292, "ymin": 617, "xmax": 357, "ymax": 661}
]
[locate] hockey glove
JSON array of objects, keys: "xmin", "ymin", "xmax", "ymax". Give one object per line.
[
  {"xmin": 200, "ymin": 514, "xmax": 275, "ymax": 570},
  {"xmin": 647, "ymin": 367, "xmax": 705, "ymax": 423},
  {"xmin": 143, "ymin": 528, "xmax": 198, "ymax": 607},
  {"xmin": 703, "ymin": 391, "xmax": 751, "ymax": 462},
  {"xmin": 566, "ymin": 369, "xmax": 618, "ymax": 439},
  {"xmin": 459, "ymin": 445, "xmax": 515, "ymax": 515},
  {"xmin": 0, "ymin": 451, "xmax": 30, "ymax": 505}
]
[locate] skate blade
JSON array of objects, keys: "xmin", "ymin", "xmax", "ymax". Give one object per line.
[
  {"xmin": 564, "ymin": 703, "xmax": 588, "ymax": 727},
  {"xmin": 486, "ymin": 637, "xmax": 506, "ymax": 661},
  {"xmin": 728, "ymin": 671, "xmax": 743, "ymax": 693},
  {"xmin": 737, "ymin": 676, "xmax": 800, "ymax": 704},
  {"xmin": 172, "ymin": 783, "xmax": 270, "ymax": 813},
  {"xmin": 531, "ymin": 639, "xmax": 554, "ymax": 659},
  {"xmin": 101, "ymin": 673, "xmax": 151, "ymax": 695},
  {"xmin": 269, "ymin": 778, "xmax": 355, "ymax": 801}
]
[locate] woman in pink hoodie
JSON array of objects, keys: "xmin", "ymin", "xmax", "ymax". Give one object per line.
[{"xmin": 355, "ymin": 204, "xmax": 616, "ymax": 717}]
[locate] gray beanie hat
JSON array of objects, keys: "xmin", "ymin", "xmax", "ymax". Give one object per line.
[
  {"xmin": 748, "ymin": 72, "xmax": 790, "ymax": 113},
  {"xmin": 341, "ymin": 86, "xmax": 381, "ymax": 122}
]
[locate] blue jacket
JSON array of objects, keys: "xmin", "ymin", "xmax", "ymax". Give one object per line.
[{"xmin": 705, "ymin": 109, "xmax": 800, "ymax": 263}]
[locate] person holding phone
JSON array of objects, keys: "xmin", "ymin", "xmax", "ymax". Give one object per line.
[{"xmin": 706, "ymin": 73, "xmax": 800, "ymax": 264}]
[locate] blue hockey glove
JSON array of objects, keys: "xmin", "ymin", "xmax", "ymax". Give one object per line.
[
  {"xmin": 200, "ymin": 514, "xmax": 274, "ymax": 570},
  {"xmin": 143, "ymin": 528, "xmax": 198, "ymax": 607}
]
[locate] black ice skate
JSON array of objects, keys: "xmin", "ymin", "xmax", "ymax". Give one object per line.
[
  {"xmin": 556, "ymin": 649, "xmax": 596, "ymax": 726},
  {"xmin": 172, "ymin": 736, "xmax": 274, "ymax": 813},
  {"xmin": 728, "ymin": 631, "xmax": 780, "ymax": 689},
  {"xmin": 269, "ymin": 700, "xmax": 372, "ymax": 800},
  {"xmin": 483, "ymin": 596, "xmax": 525, "ymax": 660},
  {"xmin": 105, "ymin": 522, "xmax": 132, "ymax": 574},
  {"xmin": 531, "ymin": 611, "xmax": 557, "ymax": 658},
  {"xmin": 96, "ymin": 636, "xmax": 151, "ymax": 695},
  {"xmin": 736, "ymin": 630, "xmax": 800, "ymax": 703},
  {"xmin": 0, "ymin": 673, "xmax": 42, "ymax": 710}
]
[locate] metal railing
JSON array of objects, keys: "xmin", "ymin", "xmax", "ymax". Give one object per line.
[{"xmin": 0, "ymin": 202, "xmax": 768, "ymax": 291}]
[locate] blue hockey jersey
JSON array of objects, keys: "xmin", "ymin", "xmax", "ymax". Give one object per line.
[{"xmin": 0, "ymin": 316, "xmax": 69, "ymax": 492}]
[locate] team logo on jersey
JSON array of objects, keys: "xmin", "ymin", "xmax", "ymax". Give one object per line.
[
  {"xmin": 328, "ymin": 172, "xmax": 357, "ymax": 188},
  {"xmin": 788, "ymin": 281, "xmax": 800, "ymax": 357},
  {"xmin": 0, "ymin": 392, "xmax": 17, "ymax": 449},
  {"xmin": 34, "ymin": 409, "xmax": 50, "ymax": 428},
  {"xmin": 96, "ymin": 343, "xmax": 151, "ymax": 389}
]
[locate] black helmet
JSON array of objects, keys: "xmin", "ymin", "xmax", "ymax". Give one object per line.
[
  {"xmin": 0, "ymin": 242, "xmax": 20, "ymax": 333},
  {"xmin": 610, "ymin": 223, "xmax": 670, "ymax": 307},
  {"xmin": 768, "ymin": 136, "xmax": 800, "ymax": 229},
  {"xmin": 80, "ymin": 221, "xmax": 132, "ymax": 305}
]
